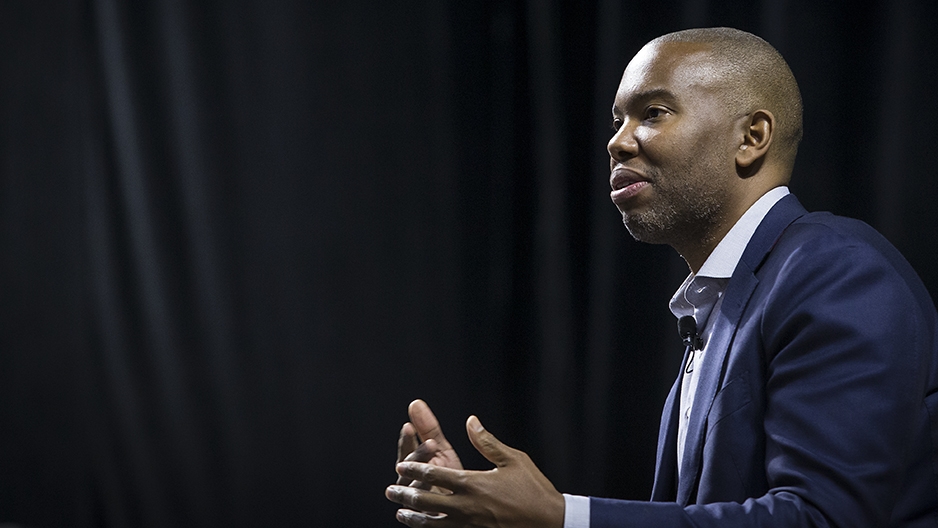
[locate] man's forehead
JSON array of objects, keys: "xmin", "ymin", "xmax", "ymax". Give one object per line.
[{"xmin": 615, "ymin": 41, "xmax": 720, "ymax": 104}]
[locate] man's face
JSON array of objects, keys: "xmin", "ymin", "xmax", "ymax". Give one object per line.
[{"xmin": 608, "ymin": 42, "xmax": 743, "ymax": 247}]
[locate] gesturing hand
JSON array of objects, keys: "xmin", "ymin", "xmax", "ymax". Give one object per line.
[
  {"xmin": 396, "ymin": 400, "xmax": 463, "ymax": 490},
  {"xmin": 386, "ymin": 415, "xmax": 565, "ymax": 528}
]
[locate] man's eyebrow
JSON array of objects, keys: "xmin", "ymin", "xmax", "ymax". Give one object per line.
[{"xmin": 612, "ymin": 88, "xmax": 677, "ymax": 114}]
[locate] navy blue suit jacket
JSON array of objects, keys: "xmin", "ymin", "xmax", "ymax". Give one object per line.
[{"xmin": 591, "ymin": 195, "xmax": 938, "ymax": 527}]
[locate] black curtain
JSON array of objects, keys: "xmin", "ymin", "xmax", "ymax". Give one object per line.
[{"xmin": 1, "ymin": 1, "xmax": 936, "ymax": 526}]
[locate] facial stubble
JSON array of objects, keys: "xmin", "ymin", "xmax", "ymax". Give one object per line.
[{"xmin": 620, "ymin": 161, "xmax": 727, "ymax": 251}]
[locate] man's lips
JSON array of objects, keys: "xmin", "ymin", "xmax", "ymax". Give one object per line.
[{"xmin": 610, "ymin": 167, "xmax": 650, "ymax": 205}]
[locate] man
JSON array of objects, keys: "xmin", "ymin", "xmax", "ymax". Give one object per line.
[{"xmin": 385, "ymin": 27, "xmax": 938, "ymax": 527}]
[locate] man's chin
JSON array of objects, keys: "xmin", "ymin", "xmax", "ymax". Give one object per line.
[{"xmin": 622, "ymin": 216, "xmax": 672, "ymax": 245}]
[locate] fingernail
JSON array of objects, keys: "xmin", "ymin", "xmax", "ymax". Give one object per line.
[{"xmin": 468, "ymin": 415, "xmax": 484, "ymax": 433}]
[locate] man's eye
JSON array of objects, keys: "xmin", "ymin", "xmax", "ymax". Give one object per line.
[
  {"xmin": 611, "ymin": 118, "xmax": 622, "ymax": 131},
  {"xmin": 645, "ymin": 107, "xmax": 667, "ymax": 120}
]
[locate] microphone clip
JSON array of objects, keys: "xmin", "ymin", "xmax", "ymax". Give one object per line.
[{"xmin": 678, "ymin": 315, "xmax": 704, "ymax": 351}]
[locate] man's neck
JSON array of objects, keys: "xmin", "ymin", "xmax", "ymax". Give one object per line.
[
  {"xmin": 676, "ymin": 182, "xmax": 788, "ymax": 273},
  {"xmin": 674, "ymin": 215, "xmax": 737, "ymax": 274},
  {"xmin": 679, "ymin": 185, "xmax": 791, "ymax": 275}
]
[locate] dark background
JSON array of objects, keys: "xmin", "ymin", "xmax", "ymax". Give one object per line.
[{"xmin": 1, "ymin": 0, "xmax": 936, "ymax": 526}]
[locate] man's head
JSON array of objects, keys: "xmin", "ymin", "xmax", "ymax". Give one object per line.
[
  {"xmin": 607, "ymin": 27, "xmax": 802, "ymax": 269},
  {"xmin": 652, "ymin": 28, "xmax": 803, "ymax": 161}
]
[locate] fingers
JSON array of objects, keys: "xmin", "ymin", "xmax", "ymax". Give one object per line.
[
  {"xmin": 466, "ymin": 415, "xmax": 512, "ymax": 467},
  {"xmin": 396, "ymin": 461, "xmax": 464, "ymax": 492},
  {"xmin": 403, "ymin": 439, "xmax": 440, "ymax": 463},
  {"xmin": 394, "ymin": 508, "xmax": 450, "ymax": 527},
  {"xmin": 398, "ymin": 439, "xmax": 440, "ymax": 489},
  {"xmin": 397, "ymin": 422, "xmax": 420, "ymax": 486},
  {"xmin": 408, "ymin": 399, "xmax": 449, "ymax": 446},
  {"xmin": 398, "ymin": 400, "xmax": 462, "ymax": 469},
  {"xmin": 386, "ymin": 481, "xmax": 456, "ymax": 516},
  {"xmin": 398, "ymin": 422, "xmax": 418, "ymax": 463}
]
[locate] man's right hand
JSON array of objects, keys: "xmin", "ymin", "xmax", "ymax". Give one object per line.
[{"xmin": 395, "ymin": 399, "xmax": 463, "ymax": 489}]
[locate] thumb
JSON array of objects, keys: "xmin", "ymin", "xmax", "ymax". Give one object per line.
[{"xmin": 466, "ymin": 415, "xmax": 512, "ymax": 467}]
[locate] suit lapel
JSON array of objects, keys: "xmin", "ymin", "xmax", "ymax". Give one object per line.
[
  {"xmin": 650, "ymin": 347, "xmax": 687, "ymax": 501},
  {"xmin": 674, "ymin": 194, "xmax": 807, "ymax": 505}
]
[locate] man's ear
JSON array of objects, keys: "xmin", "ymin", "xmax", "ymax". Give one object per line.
[{"xmin": 736, "ymin": 109, "xmax": 774, "ymax": 171}]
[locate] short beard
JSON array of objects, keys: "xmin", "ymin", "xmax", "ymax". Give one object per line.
[{"xmin": 621, "ymin": 177, "xmax": 725, "ymax": 248}]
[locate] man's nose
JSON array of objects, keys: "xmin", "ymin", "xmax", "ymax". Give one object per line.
[{"xmin": 607, "ymin": 122, "xmax": 639, "ymax": 161}]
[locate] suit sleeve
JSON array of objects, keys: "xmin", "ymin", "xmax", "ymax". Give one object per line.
[{"xmin": 589, "ymin": 228, "xmax": 929, "ymax": 527}]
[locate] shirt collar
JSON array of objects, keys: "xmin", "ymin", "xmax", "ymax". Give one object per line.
[
  {"xmin": 696, "ymin": 186, "xmax": 789, "ymax": 279},
  {"xmin": 669, "ymin": 186, "xmax": 789, "ymax": 322}
]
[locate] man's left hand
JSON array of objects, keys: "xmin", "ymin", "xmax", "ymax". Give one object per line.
[{"xmin": 385, "ymin": 415, "xmax": 565, "ymax": 528}]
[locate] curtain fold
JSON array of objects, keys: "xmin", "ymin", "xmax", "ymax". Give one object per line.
[{"xmin": 1, "ymin": 1, "xmax": 935, "ymax": 525}]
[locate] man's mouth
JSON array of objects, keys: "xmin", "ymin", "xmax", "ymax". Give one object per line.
[{"xmin": 610, "ymin": 167, "xmax": 650, "ymax": 205}]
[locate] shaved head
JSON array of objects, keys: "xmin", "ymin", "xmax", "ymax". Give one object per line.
[{"xmin": 651, "ymin": 27, "xmax": 803, "ymax": 171}]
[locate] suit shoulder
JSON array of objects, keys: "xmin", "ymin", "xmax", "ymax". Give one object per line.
[
  {"xmin": 787, "ymin": 211, "xmax": 884, "ymax": 246},
  {"xmin": 777, "ymin": 212, "xmax": 907, "ymax": 269},
  {"xmin": 768, "ymin": 210, "xmax": 936, "ymax": 319}
]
